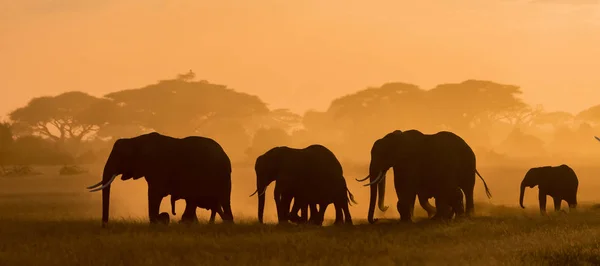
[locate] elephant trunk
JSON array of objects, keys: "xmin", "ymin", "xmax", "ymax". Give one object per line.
[
  {"xmin": 519, "ymin": 182, "xmax": 526, "ymax": 209},
  {"xmin": 377, "ymin": 174, "xmax": 387, "ymax": 212},
  {"xmin": 101, "ymin": 169, "xmax": 113, "ymax": 227},
  {"xmin": 258, "ymin": 190, "xmax": 266, "ymax": 224},
  {"xmin": 171, "ymin": 196, "xmax": 177, "ymax": 215},
  {"xmin": 367, "ymin": 180, "xmax": 377, "ymax": 224},
  {"xmin": 367, "ymin": 164, "xmax": 382, "ymax": 224}
]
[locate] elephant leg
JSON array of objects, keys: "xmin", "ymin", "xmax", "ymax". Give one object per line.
[
  {"xmin": 463, "ymin": 186, "xmax": 475, "ymax": 217},
  {"xmin": 432, "ymin": 196, "xmax": 451, "ymax": 221},
  {"xmin": 553, "ymin": 197, "xmax": 562, "ymax": 212},
  {"xmin": 397, "ymin": 191, "xmax": 417, "ymax": 222},
  {"xmin": 147, "ymin": 186, "xmax": 165, "ymax": 224},
  {"xmin": 220, "ymin": 199, "xmax": 234, "ymax": 223},
  {"xmin": 180, "ymin": 201, "xmax": 198, "ymax": 224},
  {"xmin": 568, "ymin": 195, "xmax": 577, "ymax": 212},
  {"xmin": 341, "ymin": 200, "xmax": 353, "ymax": 225},
  {"xmin": 274, "ymin": 185, "xmax": 283, "ymax": 222},
  {"xmin": 308, "ymin": 204, "xmax": 319, "ymax": 225},
  {"xmin": 208, "ymin": 209, "xmax": 217, "ymax": 224},
  {"xmin": 316, "ymin": 203, "xmax": 328, "ymax": 226},
  {"xmin": 300, "ymin": 204, "xmax": 309, "ymax": 223},
  {"xmin": 288, "ymin": 199, "xmax": 304, "ymax": 224},
  {"xmin": 418, "ymin": 194, "xmax": 436, "ymax": 218},
  {"xmin": 211, "ymin": 203, "xmax": 225, "ymax": 223},
  {"xmin": 334, "ymin": 203, "xmax": 343, "ymax": 225},
  {"xmin": 539, "ymin": 191, "xmax": 547, "ymax": 216},
  {"xmin": 450, "ymin": 188, "xmax": 465, "ymax": 219},
  {"xmin": 279, "ymin": 194, "xmax": 293, "ymax": 224},
  {"xmin": 157, "ymin": 212, "xmax": 170, "ymax": 224}
]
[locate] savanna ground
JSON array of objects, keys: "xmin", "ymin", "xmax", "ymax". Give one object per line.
[{"xmin": 2, "ymin": 163, "xmax": 600, "ymax": 266}]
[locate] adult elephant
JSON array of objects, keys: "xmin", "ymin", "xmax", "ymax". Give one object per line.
[
  {"xmin": 86, "ymin": 132, "xmax": 233, "ymax": 226},
  {"xmin": 250, "ymin": 145, "xmax": 357, "ymax": 225},
  {"xmin": 519, "ymin": 164, "xmax": 578, "ymax": 215},
  {"xmin": 358, "ymin": 130, "xmax": 491, "ymax": 223}
]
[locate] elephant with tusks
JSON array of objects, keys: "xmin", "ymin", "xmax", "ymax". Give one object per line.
[
  {"xmin": 358, "ymin": 130, "xmax": 492, "ymax": 223},
  {"xmin": 250, "ymin": 144, "xmax": 357, "ymax": 225},
  {"xmin": 86, "ymin": 132, "xmax": 234, "ymax": 226}
]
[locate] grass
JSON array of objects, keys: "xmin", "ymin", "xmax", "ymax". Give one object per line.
[{"xmin": 1, "ymin": 165, "xmax": 600, "ymax": 265}]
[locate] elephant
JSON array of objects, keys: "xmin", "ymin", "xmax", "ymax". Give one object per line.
[
  {"xmin": 358, "ymin": 129, "xmax": 491, "ymax": 224},
  {"xmin": 170, "ymin": 195, "xmax": 224, "ymax": 224},
  {"xmin": 519, "ymin": 164, "xmax": 578, "ymax": 215},
  {"xmin": 250, "ymin": 144, "xmax": 357, "ymax": 225},
  {"xmin": 86, "ymin": 132, "xmax": 234, "ymax": 226},
  {"xmin": 418, "ymin": 187, "xmax": 465, "ymax": 219}
]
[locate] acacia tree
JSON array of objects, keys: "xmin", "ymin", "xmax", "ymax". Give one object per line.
[
  {"xmin": 104, "ymin": 73, "xmax": 270, "ymax": 160},
  {"xmin": 315, "ymin": 82, "xmax": 430, "ymax": 160},
  {"xmin": 9, "ymin": 91, "xmax": 111, "ymax": 144},
  {"xmin": 427, "ymin": 79, "xmax": 529, "ymax": 131}
]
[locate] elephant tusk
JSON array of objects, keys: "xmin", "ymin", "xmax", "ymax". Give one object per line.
[
  {"xmin": 88, "ymin": 174, "xmax": 118, "ymax": 192},
  {"xmin": 356, "ymin": 175, "xmax": 370, "ymax": 182},
  {"xmin": 363, "ymin": 172, "xmax": 384, "ymax": 187},
  {"xmin": 249, "ymin": 190, "xmax": 258, "ymax": 197},
  {"xmin": 86, "ymin": 180, "xmax": 103, "ymax": 189},
  {"xmin": 258, "ymin": 187, "xmax": 267, "ymax": 197}
]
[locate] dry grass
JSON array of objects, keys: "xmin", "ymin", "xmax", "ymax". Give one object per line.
[{"xmin": 1, "ymin": 164, "xmax": 600, "ymax": 266}]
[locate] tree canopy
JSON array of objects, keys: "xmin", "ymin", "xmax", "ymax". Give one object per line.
[
  {"xmin": 9, "ymin": 91, "xmax": 110, "ymax": 143},
  {"xmin": 104, "ymin": 78, "xmax": 269, "ymax": 138}
]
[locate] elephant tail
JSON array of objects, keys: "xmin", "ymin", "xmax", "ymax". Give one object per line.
[
  {"xmin": 347, "ymin": 188, "xmax": 358, "ymax": 205},
  {"xmin": 476, "ymin": 169, "xmax": 492, "ymax": 199}
]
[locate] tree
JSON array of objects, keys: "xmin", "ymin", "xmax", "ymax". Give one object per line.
[
  {"xmin": 105, "ymin": 77, "xmax": 269, "ymax": 137},
  {"xmin": 427, "ymin": 80, "xmax": 528, "ymax": 132},
  {"xmin": 311, "ymin": 82, "xmax": 431, "ymax": 161},
  {"xmin": 104, "ymin": 73, "xmax": 270, "ymax": 161},
  {"xmin": 254, "ymin": 108, "xmax": 303, "ymax": 133},
  {"xmin": 576, "ymin": 104, "xmax": 600, "ymax": 125},
  {"xmin": 0, "ymin": 122, "xmax": 13, "ymax": 167},
  {"xmin": 495, "ymin": 104, "xmax": 544, "ymax": 127},
  {"xmin": 9, "ymin": 91, "xmax": 111, "ymax": 144},
  {"xmin": 245, "ymin": 127, "xmax": 292, "ymax": 159},
  {"xmin": 532, "ymin": 111, "xmax": 575, "ymax": 129}
]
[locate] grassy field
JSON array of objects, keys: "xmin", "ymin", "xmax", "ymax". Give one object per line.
[{"xmin": 1, "ymin": 164, "xmax": 600, "ymax": 266}]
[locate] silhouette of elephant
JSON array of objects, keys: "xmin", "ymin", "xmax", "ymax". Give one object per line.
[
  {"xmin": 170, "ymin": 195, "xmax": 224, "ymax": 224},
  {"xmin": 250, "ymin": 144, "xmax": 357, "ymax": 225},
  {"xmin": 519, "ymin": 164, "xmax": 578, "ymax": 215},
  {"xmin": 418, "ymin": 187, "xmax": 465, "ymax": 219},
  {"xmin": 358, "ymin": 130, "xmax": 492, "ymax": 223},
  {"xmin": 86, "ymin": 132, "xmax": 234, "ymax": 226}
]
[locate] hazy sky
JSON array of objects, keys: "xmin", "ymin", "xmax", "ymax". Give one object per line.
[{"xmin": 1, "ymin": 0, "xmax": 599, "ymax": 118}]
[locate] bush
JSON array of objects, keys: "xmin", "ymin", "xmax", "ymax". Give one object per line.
[
  {"xmin": 0, "ymin": 165, "xmax": 42, "ymax": 177},
  {"xmin": 58, "ymin": 165, "xmax": 88, "ymax": 175}
]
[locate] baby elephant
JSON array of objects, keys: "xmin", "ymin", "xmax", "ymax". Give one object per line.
[
  {"xmin": 171, "ymin": 195, "xmax": 225, "ymax": 224},
  {"xmin": 519, "ymin": 164, "xmax": 579, "ymax": 215}
]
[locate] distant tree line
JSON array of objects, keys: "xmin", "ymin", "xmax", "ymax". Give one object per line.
[{"xmin": 1, "ymin": 71, "xmax": 599, "ymax": 167}]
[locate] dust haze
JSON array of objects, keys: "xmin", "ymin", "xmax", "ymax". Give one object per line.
[
  {"xmin": 2, "ymin": 74, "xmax": 600, "ymax": 223},
  {"xmin": 3, "ymin": 2, "xmax": 600, "ymax": 264}
]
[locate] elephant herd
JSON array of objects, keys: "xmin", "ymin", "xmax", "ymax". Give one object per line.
[{"xmin": 85, "ymin": 131, "xmax": 591, "ymax": 227}]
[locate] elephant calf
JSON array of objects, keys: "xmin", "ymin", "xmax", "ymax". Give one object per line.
[
  {"xmin": 519, "ymin": 164, "xmax": 579, "ymax": 215},
  {"xmin": 171, "ymin": 195, "xmax": 225, "ymax": 224}
]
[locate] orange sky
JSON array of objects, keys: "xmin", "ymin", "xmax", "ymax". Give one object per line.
[{"xmin": 1, "ymin": 0, "xmax": 599, "ymax": 118}]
